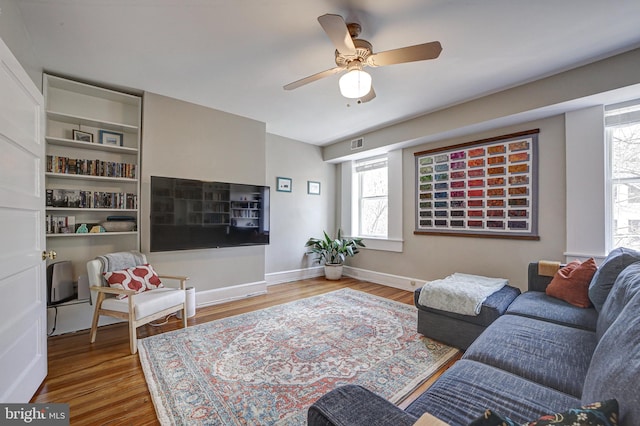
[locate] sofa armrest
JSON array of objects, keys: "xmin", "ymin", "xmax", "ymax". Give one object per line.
[
  {"xmin": 308, "ymin": 385, "xmax": 418, "ymax": 426},
  {"xmin": 527, "ymin": 262, "xmax": 565, "ymax": 292}
]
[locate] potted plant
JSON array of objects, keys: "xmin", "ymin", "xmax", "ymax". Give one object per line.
[{"xmin": 305, "ymin": 229, "xmax": 365, "ymax": 280}]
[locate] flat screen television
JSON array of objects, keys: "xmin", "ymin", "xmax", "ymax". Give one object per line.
[{"xmin": 150, "ymin": 176, "xmax": 270, "ymax": 252}]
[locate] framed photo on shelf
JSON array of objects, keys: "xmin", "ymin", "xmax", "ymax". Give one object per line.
[
  {"xmin": 276, "ymin": 177, "xmax": 292, "ymax": 192},
  {"xmin": 72, "ymin": 129, "xmax": 93, "ymax": 142},
  {"xmin": 307, "ymin": 181, "xmax": 321, "ymax": 195},
  {"xmin": 98, "ymin": 129, "xmax": 124, "ymax": 146}
]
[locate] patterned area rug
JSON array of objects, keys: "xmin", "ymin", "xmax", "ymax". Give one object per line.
[{"xmin": 138, "ymin": 288, "xmax": 459, "ymax": 425}]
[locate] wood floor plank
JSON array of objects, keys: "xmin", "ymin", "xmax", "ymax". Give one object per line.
[{"xmin": 31, "ymin": 277, "xmax": 450, "ymax": 425}]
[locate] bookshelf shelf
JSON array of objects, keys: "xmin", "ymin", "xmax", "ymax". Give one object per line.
[
  {"xmin": 45, "ymin": 172, "xmax": 137, "ymax": 183},
  {"xmin": 46, "ymin": 110, "xmax": 138, "ymax": 134},
  {"xmin": 46, "ymin": 207, "xmax": 137, "ymax": 212},
  {"xmin": 46, "ymin": 136, "xmax": 138, "ymax": 154},
  {"xmin": 46, "ymin": 231, "xmax": 138, "ymax": 238}
]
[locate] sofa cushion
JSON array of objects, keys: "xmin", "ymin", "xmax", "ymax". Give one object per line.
[
  {"xmin": 468, "ymin": 399, "xmax": 619, "ymax": 426},
  {"xmin": 583, "ymin": 292, "xmax": 640, "ymax": 426},
  {"xmin": 545, "ymin": 258, "xmax": 596, "ymax": 308},
  {"xmin": 589, "ymin": 247, "xmax": 640, "ymax": 312},
  {"xmin": 308, "ymin": 384, "xmax": 418, "ymax": 426},
  {"xmin": 405, "ymin": 360, "xmax": 580, "ymax": 426},
  {"xmin": 414, "ymin": 285, "xmax": 520, "ymax": 328},
  {"xmin": 596, "ymin": 261, "xmax": 640, "ymax": 340},
  {"xmin": 462, "ymin": 315, "xmax": 597, "ymax": 397},
  {"xmin": 506, "ymin": 291, "xmax": 598, "ymax": 331}
]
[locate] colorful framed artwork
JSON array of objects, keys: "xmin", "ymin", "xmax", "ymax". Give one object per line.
[
  {"xmin": 307, "ymin": 181, "xmax": 321, "ymax": 195},
  {"xmin": 414, "ymin": 129, "xmax": 540, "ymax": 240},
  {"xmin": 98, "ymin": 129, "xmax": 124, "ymax": 146},
  {"xmin": 276, "ymin": 177, "xmax": 292, "ymax": 192}
]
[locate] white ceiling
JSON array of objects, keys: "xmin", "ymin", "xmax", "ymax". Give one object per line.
[{"xmin": 16, "ymin": 0, "xmax": 640, "ymax": 146}]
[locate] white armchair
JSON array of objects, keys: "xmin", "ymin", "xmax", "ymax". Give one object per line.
[{"xmin": 87, "ymin": 251, "xmax": 188, "ymax": 354}]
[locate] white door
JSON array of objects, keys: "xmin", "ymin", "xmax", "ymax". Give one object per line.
[{"xmin": 0, "ymin": 37, "xmax": 47, "ymax": 402}]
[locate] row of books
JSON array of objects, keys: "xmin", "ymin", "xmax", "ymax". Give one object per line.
[
  {"xmin": 46, "ymin": 215, "xmax": 76, "ymax": 234},
  {"xmin": 46, "ymin": 155, "xmax": 137, "ymax": 179},
  {"xmin": 46, "ymin": 189, "xmax": 138, "ymax": 209}
]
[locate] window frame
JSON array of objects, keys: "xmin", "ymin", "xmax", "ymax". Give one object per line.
[
  {"xmin": 340, "ymin": 150, "xmax": 403, "ymax": 253},
  {"xmin": 605, "ymin": 99, "xmax": 640, "ymax": 252},
  {"xmin": 355, "ymin": 155, "xmax": 388, "ymax": 238}
]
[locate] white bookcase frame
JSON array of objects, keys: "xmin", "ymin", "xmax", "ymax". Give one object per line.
[{"xmin": 43, "ymin": 73, "xmax": 142, "ymax": 335}]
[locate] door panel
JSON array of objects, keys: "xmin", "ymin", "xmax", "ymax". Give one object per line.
[{"xmin": 0, "ymin": 37, "xmax": 47, "ymax": 402}]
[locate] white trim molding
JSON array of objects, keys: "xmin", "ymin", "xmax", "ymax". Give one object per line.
[
  {"xmin": 360, "ymin": 237, "xmax": 403, "ymax": 253},
  {"xmin": 195, "ymin": 280, "xmax": 268, "ymax": 307},
  {"xmin": 343, "ymin": 266, "xmax": 425, "ymax": 292},
  {"xmin": 265, "ymin": 266, "xmax": 324, "ymax": 286},
  {"xmin": 194, "ymin": 266, "xmax": 427, "ymax": 309}
]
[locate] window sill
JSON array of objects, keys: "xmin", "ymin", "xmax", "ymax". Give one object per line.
[{"xmin": 358, "ymin": 237, "xmax": 403, "ymax": 253}]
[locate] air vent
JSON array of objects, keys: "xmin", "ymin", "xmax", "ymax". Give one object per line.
[{"xmin": 351, "ymin": 137, "xmax": 364, "ymax": 150}]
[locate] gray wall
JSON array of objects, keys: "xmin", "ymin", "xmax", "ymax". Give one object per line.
[
  {"xmin": 265, "ymin": 134, "xmax": 336, "ymax": 274},
  {"xmin": 0, "ymin": 0, "xmax": 41, "ymax": 88},
  {"xmin": 347, "ymin": 116, "xmax": 567, "ymax": 291},
  {"xmin": 141, "ymin": 92, "xmax": 268, "ymax": 291}
]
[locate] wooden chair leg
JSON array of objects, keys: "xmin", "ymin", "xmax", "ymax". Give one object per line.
[
  {"xmin": 89, "ymin": 292, "xmax": 105, "ymax": 344},
  {"xmin": 129, "ymin": 320, "xmax": 137, "ymax": 354},
  {"xmin": 127, "ymin": 294, "xmax": 138, "ymax": 354},
  {"xmin": 182, "ymin": 304, "xmax": 188, "ymax": 328}
]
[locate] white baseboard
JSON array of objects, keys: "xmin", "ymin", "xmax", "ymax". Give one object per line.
[
  {"xmin": 192, "ymin": 266, "xmax": 424, "ymax": 309},
  {"xmin": 264, "ymin": 266, "xmax": 324, "ymax": 286},
  {"xmin": 343, "ymin": 266, "xmax": 425, "ymax": 292},
  {"xmin": 195, "ymin": 280, "xmax": 268, "ymax": 307}
]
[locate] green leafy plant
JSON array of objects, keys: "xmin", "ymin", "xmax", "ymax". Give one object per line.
[{"xmin": 305, "ymin": 229, "xmax": 365, "ymax": 265}]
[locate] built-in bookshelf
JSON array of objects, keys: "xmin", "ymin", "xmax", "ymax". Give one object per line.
[{"xmin": 43, "ymin": 74, "xmax": 142, "ymax": 335}]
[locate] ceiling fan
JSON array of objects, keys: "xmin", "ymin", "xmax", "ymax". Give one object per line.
[{"xmin": 284, "ymin": 13, "xmax": 443, "ymax": 103}]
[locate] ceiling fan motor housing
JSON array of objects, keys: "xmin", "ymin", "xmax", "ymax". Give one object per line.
[{"xmin": 335, "ymin": 39, "xmax": 373, "ymax": 67}]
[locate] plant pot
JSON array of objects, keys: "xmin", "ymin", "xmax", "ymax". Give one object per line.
[{"xmin": 324, "ymin": 263, "xmax": 343, "ymax": 280}]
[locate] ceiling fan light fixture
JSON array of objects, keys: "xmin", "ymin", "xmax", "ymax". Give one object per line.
[{"xmin": 339, "ymin": 69, "xmax": 372, "ymax": 99}]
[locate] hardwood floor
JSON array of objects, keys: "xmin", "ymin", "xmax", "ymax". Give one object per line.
[{"xmin": 31, "ymin": 277, "xmax": 460, "ymax": 425}]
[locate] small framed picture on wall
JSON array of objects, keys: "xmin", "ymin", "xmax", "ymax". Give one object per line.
[
  {"xmin": 307, "ymin": 181, "xmax": 321, "ymax": 195},
  {"xmin": 276, "ymin": 177, "xmax": 292, "ymax": 192}
]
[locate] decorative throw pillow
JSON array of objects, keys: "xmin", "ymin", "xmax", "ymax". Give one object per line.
[
  {"xmin": 128, "ymin": 264, "xmax": 164, "ymax": 290},
  {"xmin": 546, "ymin": 258, "xmax": 597, "ymax": 308},
  {"xmin": 103, "ymin": 269, "xmax": 146, "ymax": 299},
  {"xmin": 468, "ymin": 399, "xmax": 618, "ymax": 426},
  {"xmin": 468, "ymin": 409, "xmax": 517, "ymax": 426}
]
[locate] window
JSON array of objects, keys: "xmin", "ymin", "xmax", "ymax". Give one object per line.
[
  {"xmin": 354, "ymin": 156, "xmax": 388, "ymax": 238},
  {"xmin": 340, "ymin": 150, "xmax": 402, "ymax": 252},
  {"xmin": 606, "ymin": 99, "xmax": 640, "ymax": 251}
]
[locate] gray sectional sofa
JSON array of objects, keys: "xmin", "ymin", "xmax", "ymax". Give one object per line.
[{"xmin": 308, "ymin": 248, "xmax": 640, "ymax": 426}]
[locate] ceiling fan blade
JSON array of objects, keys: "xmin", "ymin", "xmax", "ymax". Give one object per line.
[
  {"xmin": 318, "ymin": 14, "xmax": 357, "ymax": 56},
  {"xmin": 366, "ymin": 41, "xmax": 442, "ymax": 67},
  {"xmin": 283, "ymin": 67, "xmax": 344, "ymax": 91},
  {"xmin": 358, "ymin": 86, "xmax": 376, "ymax": 103}
]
